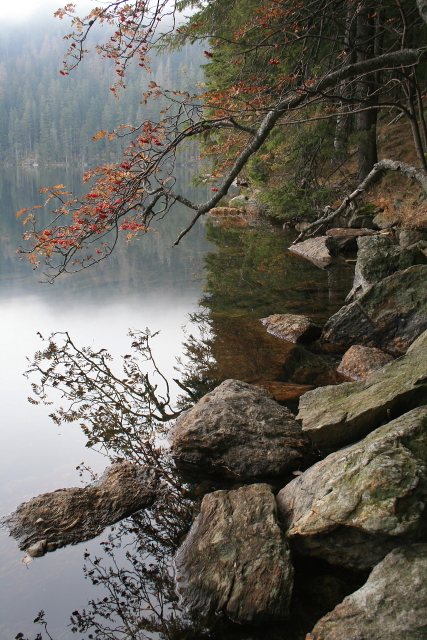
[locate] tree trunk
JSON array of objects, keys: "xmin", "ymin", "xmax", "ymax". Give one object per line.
[{"xmin": 355, "ymin": 4, "xmax": 378, "ymax": 181}]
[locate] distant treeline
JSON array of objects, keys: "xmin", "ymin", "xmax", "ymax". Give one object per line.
[{"xmin": 0, "ymin": 18, "xmax": 203, "ymax": 166}]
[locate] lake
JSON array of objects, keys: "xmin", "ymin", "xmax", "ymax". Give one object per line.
[{"xmin": 0, "ymin": 166, "xmax": 355, "ymax": 639}]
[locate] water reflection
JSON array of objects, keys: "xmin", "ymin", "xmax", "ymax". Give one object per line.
[{"xmin": 3, "ymin": 180, "xmax": 359, "ymax": 639}]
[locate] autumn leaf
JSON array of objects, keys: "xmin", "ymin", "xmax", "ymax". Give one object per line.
[
  {"xmin": 15, "ymin": 207, "xmax": 28, "ymax": 217},
  {"xmin": 92, "ymin": 130, "xmax": 107, "ymax": 140}
]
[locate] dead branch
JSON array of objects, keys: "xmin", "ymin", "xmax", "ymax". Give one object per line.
[{"xmin": 293, "ymin": 159, "xmax": 427, "ymax": 244}]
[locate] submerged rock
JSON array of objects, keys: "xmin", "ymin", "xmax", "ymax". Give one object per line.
[
  {"xmin": 174, "ymin": 483, "xmax": 293, "ymax": 624},
  {"xmin": 1, "ymin": 463, "xmax": 158, "ymax": 556},
  {"xmin": 277, "ymin": 407, "xmax": 427, "ymax": 570},
  {"xmin": 170, "ymin": 379, "xmax": 311, "ymax": 480},
  {"xmin": 345, "ymin": 234, "xmax": 426, "ymax": 301},
  {"xmin": 289, "ymin": 236, "xmax": 340, "ymax": 267},
  {"xmin": 307, "ymin": 544, "xmax": 427, "ymax": 639},
  {"xmin": 337, "ymin": 344, "xmax": 394, "ymax": 380},
  {"xmin": 280, "ymin": 344, "xmax": 335, "ymax": 385},
  {"xmin": 252, "ymin": 380, "xmax": 314, "ymax": 407},
  {"xmin": 323, "ymin": 264, "xmax": 427, "ymax": 354},
  {"xmin": 260, "ymin": 313, "xmax": 322, "ymax": 344},
  {"xmin": 297, "ymin": 328, "xmax": 427, "ymax": 451}
]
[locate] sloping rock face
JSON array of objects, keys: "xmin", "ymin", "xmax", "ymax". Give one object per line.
[
  {"xmin": 337, "ymin": 344, "xmax": 394, "ymax": 380},
  {"xmin": 1, "ymin": 463, "xmax": 158, "ymax": 556},
  {"xmin": 277, "ymin": 407, "xmax": 427, "ymax": 570},
  {"xmin": 289, "ymin": 236, "xmax": 339, "ymax": 267},
  {"xmin": 307, "ymin": 544, "xmax": 427, "ymax": 640},
  {"xmin": 260, "ymin": 314, "xmax": 322, "ymax": 344},
  {"xmin": 323, "ymin": 264, "xmax": 427, "ymax": 354},
  {"xmin": 346, "ymin": 234, "xmax": 426, "ymax": 301},
  {"xmin": 174, "ymin": 484, "xmax": 293, "ymax": 624},
  {"xmin": 171, "ymin": 380, "xmax": 311, "ymax": 480},
  {"xmin": 325, "ymin": 228, "xmax": 376, "ymax": 251},
  {"xmin": 297, "ymin": 329, "xmax": 427, "ymax": 451}
]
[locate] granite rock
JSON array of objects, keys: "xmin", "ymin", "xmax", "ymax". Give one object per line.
[
  {"xmin": 260, "ymin": 313, "xmax": 322, "ymax": 344},
  {"xmin": 307, "ymin": 544, "xmax": 427, "ymax": 639},
  {"xmin": 171, "ymin": 379, "xmax": 311, "ymax": 480},
  {"xmin": 277, "ymin": 407, "xmax": 427, "ymax": 570},
  {"xmin": 323, "ymin": 264, "xmax": 427, "ymax": 354},
  {"xmin": 297, "ymin": 329, "xmax": 427, "ymax": 451},
  {"xmin": 337, "ymin": 344, "xmax": 394, "ymax": 380},
  {"xmin": 175, "ymin": 483, "xmax": 293, "ymax": 624}
]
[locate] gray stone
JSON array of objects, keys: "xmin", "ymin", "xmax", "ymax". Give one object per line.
[
  {"xmin": 346, "ymin": 234, "xmax": 426, "ymax": 301},
  {"xmin": 372, "ymin": 209, "xmax": 400, "ymax": 229},
  {"xmin": 174, "ymin": 483, "xmax": 293, "ymax": 624},
  {"xmin": 307, "ymin": 544, "xmax": 427, "ymax": 639},
  {"xmin": 297, "ymin": 329, "xmax": 427, "ymax": 451},
  {"xmin": 337, "ymin": 345, "xmax": 394, "ymax": 380},
  {"xmin": 288, "ymin": 236, "xmax": 340, "ymax": 267},
  {"xmin": 1, "ymin": 463, "xmax": 158, "ymax": 555},
  {"xmin": 324, "ymin": 264, "xmax": 427, "ymax": 354},
  {"xmin": 277, "ymin": 407, "xmax": 427, "ymax": 570},
  {"xmin": 260, "ymin": 313, "xmax": 322, "ymax": 344},
  {"xmin": 170, "ymin": 379, "xmax": 311, "ymax": 480},
  {"xmin": 398, "ymin": 228, "xmax": 427, "ymax": 248}
]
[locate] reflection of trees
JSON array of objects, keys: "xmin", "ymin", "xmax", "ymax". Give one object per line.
[
  {"xmin": 19, "ymin": 219, "xmax": 357, "ymax": 638},
  {"xmin": 177, "ymin": 220, "xmax": 354, "ymax": 397}
]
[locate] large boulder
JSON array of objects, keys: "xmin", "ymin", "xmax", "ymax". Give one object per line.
[
  {"xmin": 323, "ymin": 264, "xmax": 427, "ymax": 354},
  {"xmin": 1, "ymin": 463, "xmax": 158, "ymax": 556},
  {"xmin": 260, "ymin": 314, "xmax": 322, "ymax": 344},
  {"xmin": 170, "ymin": 379, "xmax": 311, "ymax": 480},
  {"xmin": 337, "ymin": 344, "xmax": 394, "ymax": 380},
  {"xmin": 345, "ymin": 234, "xmax": 426, "ymax": 301},
  {"xmin": 289, "ymin": 236, "xmax": 340, "ymax": 267},
  {"xmin": 174, "ymin": 483, "xmax": 293, "ymax": 624},
  {"xmin": 297, "ymin": 329, "xmax": 427, "ymax": 451},
  {"xmin": 277, "ymin": 407, "xmax": 427, "ymax": 570},
  {"xmin": 307, "ymin": 544, "xmax": 427, "ymax": 640}
]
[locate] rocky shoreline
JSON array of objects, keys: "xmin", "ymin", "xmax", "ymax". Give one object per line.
[
  {"xmin": 170, "ymin": 227, "xmax": 427, "ymax": 637},
  {"xmin": 2, "ymin": 223, "xmax": 427, "ymax": 637}
]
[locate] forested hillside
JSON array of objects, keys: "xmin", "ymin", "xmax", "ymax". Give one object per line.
[{"xmin": 0, "ymin": 18, "xmax": 202, "ymax": 165}]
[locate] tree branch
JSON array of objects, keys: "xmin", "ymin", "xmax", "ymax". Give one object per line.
[{"xmin": 293, "ymin": 159, "xmax": 427, "ymax": 243}]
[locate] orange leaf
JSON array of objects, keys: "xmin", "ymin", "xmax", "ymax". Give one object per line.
[
  {"xmin": 92, "ymin": 130, "xmax": 107, "ymax": 141},
  {"xmin": 16, "ymin": 207, "xmax": 28, "ymax": 217}
]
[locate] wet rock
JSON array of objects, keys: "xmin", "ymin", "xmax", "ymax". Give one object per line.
[
  {"xmin": 297, "ymin": 329, "xmax": 427, "ymax": 451},
  {"xmin": 307, "ymin": 544, "xmax": 427, "ymax": 639},
  {"xmin": 337, "ymin": 345, "xmax": 394, "ymax": 380},
  {"xmin": 174, "ymin": 483, "xmax": 293, "ymax": 624},
  {"xmin": 289, "ymin": 236, "xmax": 340, "ymax": 268},
  {"xmin": 346, "ymin": 234, "xmax": 426, "ymax": 301},
  {"xmin": 324, "ymin": 264, "xmax": 427, "ymax": 354},
  {"xmin": 260, "ymin": 313, "xmax": 322, "ymax": 344},
  {"xmin": 1, "ymin": 463, "xmax": 158, "ymax": 555},
  {"xmin": 325, "ymin": 228, "xmax": 377, "ymax": 251},
  {"xmin": 277, "ymin": 407, "xmax": 427, "ymax": 570},
  {"xmin": 170, "ymin": 379, "xmax": 311, "ymax": 480}
]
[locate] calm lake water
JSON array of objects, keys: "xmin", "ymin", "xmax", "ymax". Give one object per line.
[{"xmin": 0, "ymin": 166, "xmax": 355, "ymax": 639}]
